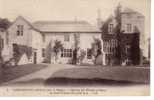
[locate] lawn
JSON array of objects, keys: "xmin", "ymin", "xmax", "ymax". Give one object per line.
[
  {"xmin": 46, "ymin": 66, "xmax": 150, "ymax": 85},
  {"xmin": 0, "ymin": 64, "xmax": 47, "ymax": 84}
]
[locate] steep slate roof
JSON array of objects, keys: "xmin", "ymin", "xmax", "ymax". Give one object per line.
[
  {"xmin": 11, "ymin": 16, "xmax": 101, "ymax": 33},
  {"xmin": 32, "ymin": 20, "xmax": 101, "ymax": 33}
]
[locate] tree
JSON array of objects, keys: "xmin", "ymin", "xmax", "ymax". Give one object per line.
[
  {"xmin": 0, "ymin": 18, "xmax": 11, "ymax": 65},
  {"xmin": 76, "ymin": 49, "xmax": 86, "ymax": 65},
  {"xmin": 0, "ymin": 36, "xmax": 3, "ymax": 63},
  {"xmin": 91, "ymin": 38, "xmax": 102, "ymax": 64},
  {"xmin": 43, "ymin": 41, "xmax": 52, "ymax": 63},
  {"xmin": 53, "ymin": 40, "xmax": 63, "ymax": 63},
  {"xmin": 11, "ymin": 44, "xmax": 33, "ymax": 65},
  {"xmin": 72, "ymin": 33, "xmax": 80, "ymax": 64},
  {"xmin": 114, "ymin": 3, "xmax": 122, "ymax": 64},
  {"xmin": 0, "ymin": 18, "xmax": 11, "ymax": 30}
]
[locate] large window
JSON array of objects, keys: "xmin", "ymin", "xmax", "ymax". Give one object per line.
[
  {"xmin": 108, "ymin": 24, "xmax": 114, "ymax": 33},
  {"xmin": 17, "ymin": 25, "xmax": 24, "ymax": 36},
  {"xmin": 61, "ymin": 49, "xmax": 72, "ymax": 57},
  {"xmin": 64, "ymin": 34, "xmax": 70, "ymax": 42},
  {"xmin": 103, "ymin": 40, "xmax": 117, "ymax": 54},
  {"xmin": 126, "ymin": 24, "xmax": 132, "ymax": 32}
]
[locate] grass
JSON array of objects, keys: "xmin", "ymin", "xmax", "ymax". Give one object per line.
[{"xmin": 0, "ymin": 64, "xmax": 47, "ymax": 84}]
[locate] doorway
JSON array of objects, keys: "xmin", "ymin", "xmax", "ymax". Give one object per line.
[{"xmin": 34, "ymin": 52, "xmax": 37, "ymax": 64}]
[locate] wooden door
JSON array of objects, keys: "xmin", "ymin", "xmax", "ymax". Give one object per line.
[{"xmin": 34, "ymin": 52, "xmax": 37, "ymax": 64}]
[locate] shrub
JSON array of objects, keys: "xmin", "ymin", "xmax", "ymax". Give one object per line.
[{"xmin": 77, "ymin": 49, "xmax": 86, "ymax": 64}]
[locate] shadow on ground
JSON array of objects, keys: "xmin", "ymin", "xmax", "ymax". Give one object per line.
[
  {"xmin": 44, "ymin": 77, "xmax": 148, "ymax": 87},
  {"xmin": 2, "ymin": 77, "xmax": 148, "ymax": 87},
  {"xmin": 50, "ymin": 66, "xmax": 150, "ymax": 83}
]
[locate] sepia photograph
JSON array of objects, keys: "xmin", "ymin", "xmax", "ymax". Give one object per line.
[{"xmin": 0, "ymin": 0, "xmax": 150, "ymax": 96}]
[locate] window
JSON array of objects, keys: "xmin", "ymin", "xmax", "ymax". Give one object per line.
[
  {"xmin": 126, "ymin": 45, "xmax": 131, "ymax": 54},
  {"xmin": 108, "ymin": 24, "xmax": 114, "ymax": 33},
  {"xmin": 61, "ymin": 49, "xmax": 72, "ymax": 57},
  {"xmin": 64, "ymin": 34, "xmax": 70, "ymax": 42},
  {"xmin": 42, "ymin": 34, "xmax": 45, "ymax": 42},
  {"xmin": 126, "ymin": 24, "xmax": 132, "ymax": 32},
  {"xmin": 42, "ymin": 48, "xmax": 45, "ymax": 57},
  {"xmin": 87, "ymin": 48, "xmax": 92, "ymax": 59},
  {"xmin": 17, "ymin": 25, "xmax": 24, "ymax": 36}
]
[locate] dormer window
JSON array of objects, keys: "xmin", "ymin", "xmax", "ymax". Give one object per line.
[
  {"xmin": 17, "ymin": 25, "xmax": 23, "ymax": 36},
  {"xmin": 108, "ymin": 24, "xmax": 114, "ymax": 33},
  {"xmin": 126, "ymin": 24, "xmax": 132, "ymax": 33}
]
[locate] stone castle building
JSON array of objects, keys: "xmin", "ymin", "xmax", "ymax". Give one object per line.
[
  {"xmin": 101, "ymin": 5, "xmax": 144, "ymax": 65},
  {"xmin": 0, "ymin": 5, "xmax": 145, "ymax": 66}
]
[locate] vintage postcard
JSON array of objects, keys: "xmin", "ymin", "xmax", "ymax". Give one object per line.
[{"xmin": 0, "ymin": 0, "xmax": 150, "ymax": 96}]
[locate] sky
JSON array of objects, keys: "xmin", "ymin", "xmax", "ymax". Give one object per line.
[{"xmin": 0, "ymin": 0, "xmax": 150, "ymax": 38}]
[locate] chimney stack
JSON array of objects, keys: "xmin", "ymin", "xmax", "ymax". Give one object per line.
[{"xmin": 97, "ymin": 9, "xmax": 103, "ymax": 29}]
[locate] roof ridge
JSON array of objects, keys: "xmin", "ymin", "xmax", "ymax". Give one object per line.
[
  {"xmin": 33, "ymin": 20, "xmax": 91, "ymax": 25},
  {"xmin": 33, "ymin": 20, "xmax": 88, "ymax": 22}
]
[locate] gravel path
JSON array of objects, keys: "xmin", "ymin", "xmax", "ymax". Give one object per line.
[{"xmin": 1, "ymin": 64, "xmax": 75, "ymax": 86}]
